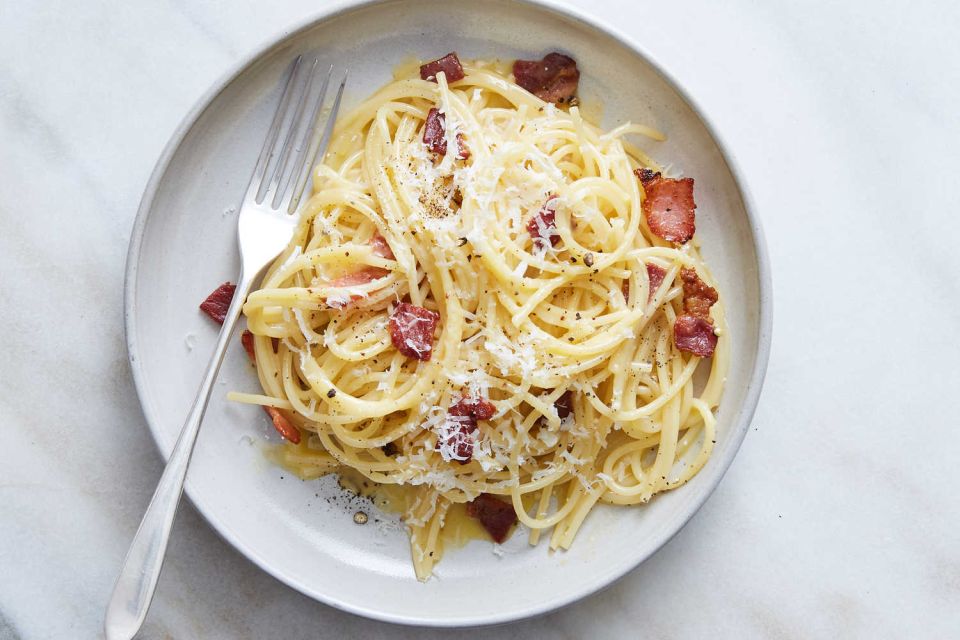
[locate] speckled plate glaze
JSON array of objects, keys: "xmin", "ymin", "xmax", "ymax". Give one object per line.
[{"xmin": 125, "ymin": 0, "xmax": 771, "ymax": 626}]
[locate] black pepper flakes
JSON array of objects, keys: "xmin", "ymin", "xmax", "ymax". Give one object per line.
[
  {"xmin": 327, "ymin": 389, "xmax": 337, "ymax": 398},
  {"xmin": 583, "ymin": 252, "xmax": 594, "ymax": 267}
]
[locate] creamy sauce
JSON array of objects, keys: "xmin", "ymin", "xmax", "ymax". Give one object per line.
[
  {"xmin": 270, "ymin": 445, "xmax": 496, "ymax": 548},
  {"xmin": 265, "ymin": 440, "xmax": 338, "ymax": 480},
  {"xmin": 338, "ymin": 468, "xmax": 491, "ymax": 549}
]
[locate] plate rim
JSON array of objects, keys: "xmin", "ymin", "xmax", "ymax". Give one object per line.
[{"xmin": 124, "ymin": 0, "xmax": 773, "ymax": 627}]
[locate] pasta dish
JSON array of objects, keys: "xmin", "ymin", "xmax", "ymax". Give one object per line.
[{"xmin": 205, "ymin": 51, "xmax": 729, "ymax": 580}]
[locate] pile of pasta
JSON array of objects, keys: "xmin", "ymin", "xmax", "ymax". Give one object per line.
[{"xmin": 232, "ymin": 52, "xmax": 728, "ymax": 580}]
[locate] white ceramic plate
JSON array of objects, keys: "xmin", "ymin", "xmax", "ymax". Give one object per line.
[{"xmin": 125, "ymin": 0, "xmax": 771, "ymax": 626}]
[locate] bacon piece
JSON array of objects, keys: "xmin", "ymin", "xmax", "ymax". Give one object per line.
[
  {"xmin": 324, "ymin": 234, "xmax": 399, "ymax": 307},
  {"xmin": 455, "ymin": 133, "xmax": 470, "ymax": 160},
  {"xmin": 326, "ymin": 233, "xmax": 399, "ymax": 309},
  {"xmin": 199, "ymin": 282, "xmax": 236, "ymax": 324},
  {"xmin": 239, "ymin": 330, "xmax": 302, "ymax": 443},
  {"xmin": 264, "ymin": 406, "xmax": 301, "ymax": 444},
  {"xmin": 369, "ymin": 231, "xmax": 395, "ymax": 260},
  {"xmin": 438, "ymin": 414, "xmax": 478, "ymax": 463},
  {"xmin": 622, "ymin": 263, "xmax": 667, "ymax": 303},
  {"xmin": 329, "ymin": 267, "xmax": 390, "ymax": 289},
  {"xmin": 526, "ymin": 197, "xmax": 560, "ymax": 249},
  {"xmin": 554, "ymin": 390, "xmax": 573, "ymax": 420},
  {"xmin": 646, "ymin": 263, "xmax": 667, "ymax": 301},
  {"xmin": 673, "ymin": 315, "xmax": 717, "ymax": 358},
  {"xmin": 640, "ymin": 172, "xmax": 696, "ymax": 244},
  {"xmin": 389, "ymin": 302, "xmax": 441, "ymax": 361},
  {"xmin": 241, "ymin": 329, "xmax": 256, "ymax": 361},
  {"xmin": 674, "ymin": 268, "xmax": 719, "ymax": 357},
  {"xmin": 325, "ymin": 266, "xmax": 390, "ymax": 309},
  {"xmin": 436, "ymin": 396, "xmax": 496, "ymax": 464},
  {"xmin": 680, "ymin": 267, "xmax": 718, "ymax": 319},
  {"xmin": 466, "ymin": 494, "xmax": 518, "ymax": 543},
  {"xmin": 513, "ymin": 52, "xmax": 580, "ymax": 104},
  {"xmin": 423, "ymin": 107, "xmax": 447, "ymax": 155},
  {"xmin": 635, "ymin": 168, "xmax": 661, "ymax": 188},
  {"xmin": 422, "ymin": 108, "xmax": 469, "ymax": 158},
  {"xmin": 419, "ymin": 52, "xmax": 465, "ymax": 83},
  {"xmin": 449, "ymin": 396, "xmax": 496, "ymax": 421},
  {"xmin": 242, "ymin": 330, "xmax": 278, "ymax": 359}
]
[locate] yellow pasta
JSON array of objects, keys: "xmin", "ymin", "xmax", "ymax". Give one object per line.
[{"xmin": 236, "ymin": 59, "xmax": 729, "ymax": 580}]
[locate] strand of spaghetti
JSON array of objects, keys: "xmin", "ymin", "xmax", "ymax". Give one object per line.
[
  {"xmin": 225, "ymin": 392, "xmax": 293, "ymax": 410},
  {"xmin": 527, "ymin": 484, "xmax": 554, "ymax": 546},
  {"xmin": 670, "ymin": 399, "xmax": 717, "ymax": 485}
]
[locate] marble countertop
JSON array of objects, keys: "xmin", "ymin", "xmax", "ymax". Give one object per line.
[{"xmin": 2, "ymin": 0, "xmax": 958, "ymax": 638}]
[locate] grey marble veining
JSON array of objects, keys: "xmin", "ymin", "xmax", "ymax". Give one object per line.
[{"xmin": 1, "ymin": 1, "xmax": 958, "ymax": 638}]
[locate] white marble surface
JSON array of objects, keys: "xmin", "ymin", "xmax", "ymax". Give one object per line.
[{"xmin": 1, "ymin": 0, "xmax": 958, "ymax": 638}]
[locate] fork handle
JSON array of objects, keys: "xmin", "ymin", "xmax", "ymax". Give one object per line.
[{"xmin": 105, "ymin": 270, "xmax": 255, "ymax": 640}]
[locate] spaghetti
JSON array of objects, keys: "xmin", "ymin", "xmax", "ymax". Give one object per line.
[{"xmin": 233, "ymin": 53, "xmax": 729, "ymax": 580}]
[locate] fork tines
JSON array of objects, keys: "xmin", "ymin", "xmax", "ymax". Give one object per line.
[{"xmin": 247, "ymin": 56, "xmax": 348, "ymax": 214}]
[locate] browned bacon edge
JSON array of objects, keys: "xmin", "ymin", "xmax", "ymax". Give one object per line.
[
  {"xmin": 680, "ymin": 267, "xmax": 718, "ymax": 319},
  {"xmin": 673, "ymin": 267, "xmax": 719, "ymax": 357}
]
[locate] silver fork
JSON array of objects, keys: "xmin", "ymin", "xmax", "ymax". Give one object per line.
[{"xmin": 104, "ymin": 56, "xmax": 347, "ymax": 640}]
